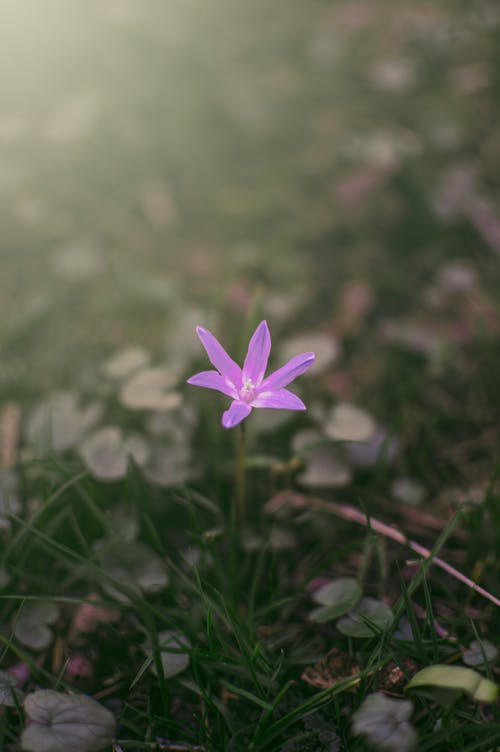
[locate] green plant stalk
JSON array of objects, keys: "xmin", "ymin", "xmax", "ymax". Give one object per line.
[{"xmin": 235, "ymin": 423, "xmax": 247, "ymax": 522}]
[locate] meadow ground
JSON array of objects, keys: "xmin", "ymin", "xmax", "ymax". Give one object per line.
[{"xmin": 0, "ymin": 1, "xmax": 499, "ymax": 750}]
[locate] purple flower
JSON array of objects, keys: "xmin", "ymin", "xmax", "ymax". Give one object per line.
[{"xmin": 187, "ymin": 320, "xmax": 315, "ymax": 429}]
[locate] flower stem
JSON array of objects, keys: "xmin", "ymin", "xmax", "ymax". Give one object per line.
[{"xmin": 235, "ymin": 423, "xmax": 246, "ymax": 522}]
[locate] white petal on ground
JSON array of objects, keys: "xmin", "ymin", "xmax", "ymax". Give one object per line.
[
  {"xmin": 0, "ymin": 670, "xmax": 23, "ymax": 707},
  {"xmin": 120, "ymin": 367, "xmax": 181, "ymax": 410},
  {"xmin": 144, "ymin": 629, "xmax": 191, "ymax": 679},
  {"xmin": 145, "ymin": 403, "xmax": 197, "ymax": 441},
  {"xmin": 21, "ymin": 690, "xmax": 115, "ymax": 752},
  {"xmin": 27, "ymin": 392, "xmax": 102, "ymax": 453},
  {"xmin": 352, "ymin": 692, "xmax": 417, "ymax": 752},
  {"xmin": 13, "ymin": 601, "xmax": 60, "ymax": 651},
  {"xmin": 80, "ymin": 427, "xmax": 128, "ymax": 481},
  {"xmin": 124, "ymin": 434, "xmax": 151, "ymax": 467},
  {"xmin": 345, "ymin": 427, "xmax": 399, "ymax": 467},
  {"xmin": 391, "ymin": 477, "xmax": 425, "ymax": 506},
  {"xmin": 278, "ymin": 332, "xmax": 341, "ymax": 377},
  {"xmin": 324, "ymin": 402, "xmax": 376, "ymax": 442},
  {"xmin": 95, "ymin": 540, "xmax": 168, "ymax": 598},
  {"xmin": 463, "ymin": 639, "xmax": 498, "ymax": 667},
  {"xmin": 143, "ymin": 444, "xmax": 195, "ymax": 487},
  {"xmin": 79, "ymin": 428, "xmax": 149, "ymax": 481},
  {"xmin": 298, "ymin": 445, "xmax": 352, "ymax": 488},
  {"xmin": 52, "ymin": 240, "xmax": 103, "ymax": 281},
  {"xmin": 102, "ymin": 346, "xmax": 150, "ymax": 380},
  {"xmin": 291, "ymin": 428, "xmax": 323, "ymax": 454},
  {"xmin": 378, "ymin": 319, "xmax": 444, "ymax": 357}
]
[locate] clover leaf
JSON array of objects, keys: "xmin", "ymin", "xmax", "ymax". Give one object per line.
[
  {"xmin": 310, "ymin": 577, "xmax": 362, "ymax": 623},
  {"xmin": 337, "ymin": 597, "xmax": 393, "ymax": 638}
]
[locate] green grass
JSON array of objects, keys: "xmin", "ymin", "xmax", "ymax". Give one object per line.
[
  {"xmin": 1, "ymin": 0, "xmax": 500, "ymax": 749},
  {"xmin": 1, "ymin": 448, "xmax": 499, "ymax": 750}
]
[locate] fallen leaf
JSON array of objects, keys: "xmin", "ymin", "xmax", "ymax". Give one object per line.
[
  {"xmin": 337, "ymin": 597, "xmax": 393, "ymax": 638},
  {"xmin": 324, "ymin": 403, "xmax": 376, "ymax": 442},
  {"xmin": 297, "ymin": 445, "xmax": 352, "ymax": 488},
  {"xmin": 301, "ymin": 648, "xmax": 359, "ymax": 690},
  {"xmin": 27, "ymin": 392, "xmax": 102, "ymax": 453},
  {"xmin": 406, "ymin": 665, "xmax": 498, "ymax": 704},
  {"xmin": 279, "ymin": 333, "xmax": 341, "ymax": 377},
  {"xmin": 95, "ymin": 539, "xmax": 168, "ymax": 600},
  {"xmin": 102, "ymin": 347, "xmax": 150, "ymax": 380},
  {"xmin": 79, "ymin": 427, "xmax": 149, "ymax": 481},
  {"xmin": 14, "ymin": 601, "xmax": 59, "ymax": 651},
  {"xmin": 352, "ymin": 692, "xmax": 417, "ymax": 752},
  {"xmin": 144, "ymin": 629, "xmax": 191, "ymax": 679},
  {"xmin": 462, "ymin": 639, "xmax": 498, "ymax": 668},
  {"xmin": 70, "ymin": 594, "xmax": 120, "ymax": 637},
  {"xmin": 0, "ymin": 670, "xmax": 23, "ymax": 707},
  {"xmin": 21, "ymin": 690, "xmax": 115, "ymax": 752},
  {"xmin": 309, "ymin": 577, "xmax": 362, "ymax": 623},
  {"xmin": 120, "ymin": 368, "xmax": 181, "ymax": 411}
]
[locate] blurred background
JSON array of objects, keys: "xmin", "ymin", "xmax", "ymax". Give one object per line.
[
  {"xmin": 1, "ymin": 5, "xmax": 499, "ymax": 744},
  {"xmin": 0, "ymin": 0, "xmax": 499, "ymax": 416}
]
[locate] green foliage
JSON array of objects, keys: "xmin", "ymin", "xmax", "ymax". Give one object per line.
[
  {"xmin": 406, "ymin": 665, "xmax": 498, "ymax": 705},
  {"xmin": 0, "ymin": 0, "xmax": 499, "ymax": 750}
]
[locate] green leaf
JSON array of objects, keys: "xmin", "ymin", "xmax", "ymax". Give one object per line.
[
  {"xmin": 406, "ymin": 665, "xmax": 498, "ymax": 705},
  {"xmin": 310, "ymin": 578, "xmax": 362, "ymax": 623},
  {"xmin": 337, "ymin": 597, "xmax": 393, "ymax": 637}
]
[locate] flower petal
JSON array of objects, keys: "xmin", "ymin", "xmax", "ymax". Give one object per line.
[
  {"xmin": 243, "ymin": 320, "xmax": 271, "ymax": 385},
  {"xmin": 261, "ymin": 352, "xmax": 315, "ymax": 391},
  {"xmin": 187, "ymin": 370, "xmax": 237, "ymax": 398},
  {"xmin": 222, "ymin": 400, "xmax": 252, "ymax": 429},
  {"xmin": 196, "ymin": 326, "xmax": 242, "ymax": 388},
  {"xmin": 251, "ymin": 388, "xmax": 306, "ymax": 410}
]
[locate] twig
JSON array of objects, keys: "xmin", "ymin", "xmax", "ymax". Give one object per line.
[
  {"xmin": 265, "ymin": 490, "xmax": 500, "ymax": 609},
  {"xmin": 0, "ymin": 402, "xmax": 20, "ymax": 469},
  {"xmin": 155, "ymin": 743, "xmax": 205, "ymax": 752},
  {"xmin": 115, "ymin": 742, "xmax": 205, "ymax": 751}
]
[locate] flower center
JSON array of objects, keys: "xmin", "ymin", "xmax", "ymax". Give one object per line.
[{"xmin": 240, "ymin": 377, "xmax": 256, "ymax": 402}]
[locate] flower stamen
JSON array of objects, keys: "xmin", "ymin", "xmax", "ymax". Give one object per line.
[{"xmin": 240, "ymin": 377, "xmax": 255, "ymax": 402}]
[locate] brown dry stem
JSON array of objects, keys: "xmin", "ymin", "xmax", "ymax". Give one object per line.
[{"xmin": 265, "ymin": 490, "xmax": 500, "ymax": 609}]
